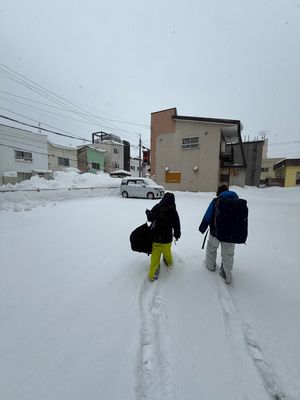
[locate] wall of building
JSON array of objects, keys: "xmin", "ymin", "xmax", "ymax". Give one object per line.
[
  {"xmin": 123, "ymin": 140, "xmax": 130, "ymax": 172},
  {"xmin": 155, "ymin": 120, "xmax": 221, "ymax": 192},
  {"xmin": 231, "ymin": 140, "xmax": 264, "ymax": 186},
  {"xmin": 0, "ymin": 124, "xmax": 49, "ymax": 184},
  {"xmin": 243, "ymin": 141, "xmax": 264, "ymax": 186},
  {"xmin": 151, "ymin": 108, "xmax": 177, "ymax": 177},
  {"xmin": 48, "ymin": 142, "xmax": 78, "ymax": 171},
  {"xmin": 87, "ymin": 148, "xmax": 105, "ymax": 172},
  {"xmin": 284, "ymin": 166, "xmax": 300, "ymax": 187},
  {"xmin": 77, "ymin": 148, "xmax": 88, "ymax": 172},
  {"xmin": 130, "ymin": 158, "xmax": 142, "ymax": 177},
  {"xmin": 93, "ymin": 141, "xmax": 124, "ymax": 173},
  {"xmin": 260, "ymin": 158, "xmax": 283, "ymax": 182}
]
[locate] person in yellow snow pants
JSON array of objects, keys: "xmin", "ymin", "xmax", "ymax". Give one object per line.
[
  {"xmin": 148, "ymin": 242, "xmax": 173, "ymax": 281},
  {"xmin": 145, "ymin": 192, "xmax": 181, "ymax": 283}
]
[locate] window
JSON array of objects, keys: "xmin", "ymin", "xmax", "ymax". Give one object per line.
[
  {"xmin": 130, "ymin": 165, "xmax": 135, "ymax": 170},
  {"xmin": 58, "ymin": 157, "xmax": 70, "ymax": 166},
  {"xmin": 114, "ymin": 148, "xmax": 119, "ymax": 154},
  {"xmin": 91, "ymin": 162, "xmax": 100, "ymax": 170},
  {"xmin": 182, "ymin": 137, "xmax": 199, "ymax": 149},
  {"xmin": 296, "ymin": 171, "xmax": 300, "ymax": 185},
  {"xmin": 261, "ymin": 167, "xmax": 269, "ymax": 172},
  {"xmin": 17, "ymin": 172, "xmax": 32, "ymax": 181},
  {"xmin": 15, "ymin": 150, "xmax": 33, "ymax": 161}
]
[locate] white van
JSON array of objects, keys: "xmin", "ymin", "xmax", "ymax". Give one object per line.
[{"xmin": 120, "ymin": 177, "xmax": 164, "ymax": 199}]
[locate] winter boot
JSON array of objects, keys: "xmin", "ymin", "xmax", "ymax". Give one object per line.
[
  {"xmin": 149, "ymin": 265, "xmax": 160, "ymax": 283},
  {"xmin": 219, "ymin": 264, "xmax": 231, "ymax": 284}
]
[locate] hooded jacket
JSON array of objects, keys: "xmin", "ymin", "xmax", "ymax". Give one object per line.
[
  {"xmin": 146, "ymin": 192, "xmax": 181, "ymax": 243},
  {"xmin": 199, "ymin": 190, "xmax": 239, "ymax": 238}
]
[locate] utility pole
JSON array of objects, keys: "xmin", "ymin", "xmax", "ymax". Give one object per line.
[{"xmin": 138, "ymin": 134, "xmax": 142, "ymax": 177}]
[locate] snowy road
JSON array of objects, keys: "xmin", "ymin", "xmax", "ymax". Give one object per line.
[{"xmin": 0, "ymin": 188, "xmax": 299, "ymax": 399}]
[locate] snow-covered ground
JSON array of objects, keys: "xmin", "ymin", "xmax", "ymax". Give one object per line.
[{"xmin": 0, "ymin": 172, "xmax": 299, "ymax": 400}]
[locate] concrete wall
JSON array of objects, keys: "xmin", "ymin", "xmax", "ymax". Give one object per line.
[{"xmin": 155, "ymin": 120, "xmax": 221, "ymax": 192}]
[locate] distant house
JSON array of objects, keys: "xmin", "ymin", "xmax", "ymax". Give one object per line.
[
  {"xmin": 260, "ymin": 157, "xmax": 284, "ymax": 185},
  {"xmin": 77, "ymin": 145, "xmax": 106, "ymax": 173},
  {"xmin": 48, "ymin": 142, "xmax": 78, "ymax": 172},
  {"xmin": 151, "ymin": 107, "xmax": 246, "ymax": 192},
  {"xmin": 92, "ymin": 135, "xmax": 125, "ymax": 173},
  {"xmin": 130, "ymin": 157, "xmax": 143, "ymax": 177},
  {"xmin": 273, "ymin": 158, "xmax": 300, "ymax": 187},
  {"xmin": 0, "ymin": 124, "xmax": 51, "ymax": 184},
  {"xmin": 92, "ymin": 132, "xmax": 130, "ymax": 173}
]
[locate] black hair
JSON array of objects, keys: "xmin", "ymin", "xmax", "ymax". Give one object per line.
[{"xmin": 216, "ymin": 184, "xmax": 228, "ymax": 196}]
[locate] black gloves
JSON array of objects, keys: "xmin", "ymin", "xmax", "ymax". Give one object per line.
[{"xmin": 174, "ymin": 232, "xmax": 181, "ymax": 241}]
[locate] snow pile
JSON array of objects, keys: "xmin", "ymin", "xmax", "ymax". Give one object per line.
[{"xmin": 0, "ymin": 171, "xmax": 121, "ymax": 211}]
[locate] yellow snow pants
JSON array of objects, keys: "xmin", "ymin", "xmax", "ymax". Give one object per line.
[{"xmin": 148, "ymin": 242, "xmax": 173, "ymax": 280}]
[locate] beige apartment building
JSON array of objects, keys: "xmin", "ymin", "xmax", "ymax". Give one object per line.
[{"xmin": 151, "ymin": 108, "xmax": 246, "ymax": 192}]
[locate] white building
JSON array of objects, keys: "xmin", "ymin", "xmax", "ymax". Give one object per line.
[
  {"xmin": 0, "ymin": 124, "xmax": 51, "ymax": 184},
  {"xmin": 130, "ymin": 157, "xmax": 142, "ymax": 177},
  {"xmin": 129, "ymin": 157, "xmax": 149, "ymax": 177}
]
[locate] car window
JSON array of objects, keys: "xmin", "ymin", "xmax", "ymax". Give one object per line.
[{"xmin": 143, "ymin": 178, "xmax": 158, "ymax": 186}]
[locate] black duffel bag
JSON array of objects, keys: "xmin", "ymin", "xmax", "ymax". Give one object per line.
[{"xmin": 130, "ymin": 222, "xmax": 153, "ymax": 255}]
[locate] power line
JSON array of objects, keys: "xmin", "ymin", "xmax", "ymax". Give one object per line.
[
  {"xmin": 268, "ymin": 140, "xmax": 300, "ymax": 146},
  {"xmin": 0, "ymin": 114, "xmax": 91, "ymax": 141},
  {"xmin": 0, "ymin": 64, "xmax": 149, "ymax": 140},
  {"xmin": 0, "ymin": 89, "xmax": 150, "ymax": 128},
  {"xmin": 0, "ymin": 116, "xmax": 143, "ymax": 152}
]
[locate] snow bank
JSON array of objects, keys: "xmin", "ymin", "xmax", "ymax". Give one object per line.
[{"xmin": 0, "ymin": 171, "xmax": 121, "ymax": 211}]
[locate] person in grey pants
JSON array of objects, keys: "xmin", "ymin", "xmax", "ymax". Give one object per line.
[{"xmin": 199, "ymin": 185, "xmax": 239, "ymax": 284}]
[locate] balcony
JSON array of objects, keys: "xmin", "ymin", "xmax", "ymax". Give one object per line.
[{"xmin": 220, "ymin": 151, "xmax": 233, "ymax": 167}]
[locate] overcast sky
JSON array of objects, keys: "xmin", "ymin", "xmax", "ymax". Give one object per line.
[{"xmin": 0, "ymin": 0, "xmax": 299, "ymax": 158}]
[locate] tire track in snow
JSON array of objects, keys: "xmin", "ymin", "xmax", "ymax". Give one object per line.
[
  {"xmin": 217, "ymin": 280, "xmax": 291, "ymax": 400},
  {"xmin": 135, "ymin": 275, "xmax": 174, "ymax": 400}
]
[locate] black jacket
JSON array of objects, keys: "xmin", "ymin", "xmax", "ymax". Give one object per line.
[{"xmin": 146, "ymin": 192, "xmax": 181, "ymax": 244}]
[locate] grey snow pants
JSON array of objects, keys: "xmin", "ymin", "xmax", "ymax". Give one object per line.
[{"xmin": 205, "ymin": 234, "xmax": 235, "ymax": 278}]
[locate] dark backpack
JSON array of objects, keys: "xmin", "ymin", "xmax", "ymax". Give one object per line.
[
  {"xmin": 130, "ymin": 222, "xmax": 153, "ymax": 255},
  {"xmin": 215, "ymin": 198, "xmax": 248, "ymax": 244}
]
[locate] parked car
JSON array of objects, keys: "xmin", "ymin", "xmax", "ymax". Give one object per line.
[{"xmin": 120, "ymin": 177, "xmax": 164, "ymax": 199}]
